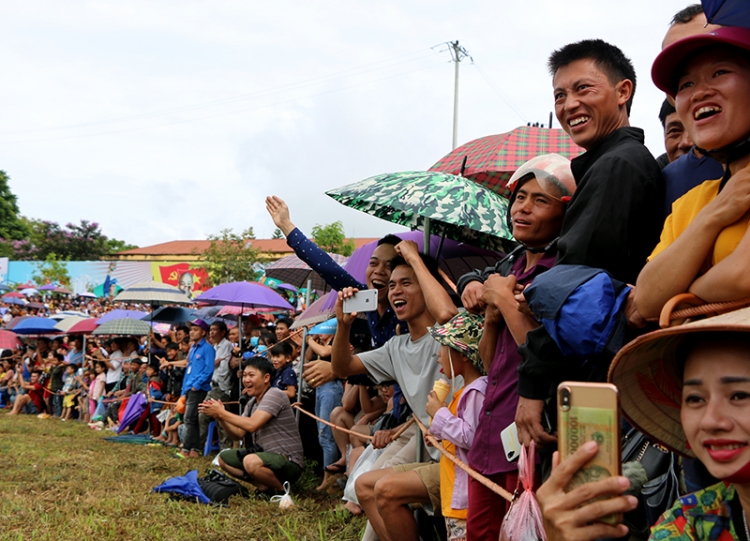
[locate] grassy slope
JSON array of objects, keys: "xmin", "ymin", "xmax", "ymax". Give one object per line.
[{"xmin": 0, "ymin": 415, "xmax": 365, "ymax": 541}]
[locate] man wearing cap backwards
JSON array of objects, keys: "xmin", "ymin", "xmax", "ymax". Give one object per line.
[
  {"xmin": 180, "ymin": 319, "xmax": 216, "ymax": 458},
  {"xmin": 514, "ymin": 39, "xmax": 664, "ymax": 453}
]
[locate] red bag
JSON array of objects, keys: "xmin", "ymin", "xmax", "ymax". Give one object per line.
[
  {"xmin": 117, "ymin": 397, "xmax": 130, "ymax": 424},
  {"xmin": 499, "ymin": 441, "xmax": 546, "ymax": 541}
]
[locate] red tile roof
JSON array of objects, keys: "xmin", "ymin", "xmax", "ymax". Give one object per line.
[{"xmin": 117, "ymin": 238, "xmax": 378, "ymax": 256}]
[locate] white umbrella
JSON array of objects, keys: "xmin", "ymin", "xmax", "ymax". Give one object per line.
[{"xmin": 113, "ymin": 281, "xmax": 192, "ymax": 306}]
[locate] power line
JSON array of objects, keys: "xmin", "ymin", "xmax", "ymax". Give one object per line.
[{"xmin": 471, "ymin": 63, "xmax": 528, "ymax": 123}]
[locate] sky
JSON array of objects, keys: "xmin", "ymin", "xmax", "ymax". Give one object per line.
[{"xmin": 0, "ymin": 0, "xmax": 694, "ymax": 248}]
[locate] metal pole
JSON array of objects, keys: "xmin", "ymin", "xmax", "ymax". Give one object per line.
[
  {"xmin": 452, "ymin": 40, "xmax": 460, "ymax": 151},
  {"xmin": 295, "ymin": 278, "xmax": 313, "ymax": 421}
]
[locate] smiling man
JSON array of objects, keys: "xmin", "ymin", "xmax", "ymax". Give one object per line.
[{"xmin": 515, "ymin": 40, "xmax": 664, "ymax": 455}]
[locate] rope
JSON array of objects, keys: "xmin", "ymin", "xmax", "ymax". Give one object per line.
[
  {"xmin": 292, "ymin": 403, "xmax": 374, "ymax": 441},
  {"xmin": 412, "ymin": 415, "xmax": 514, "ymax": 503}
]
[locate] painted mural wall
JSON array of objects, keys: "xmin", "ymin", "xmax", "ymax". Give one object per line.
[{"xmin": 6, "ymin": 261, "xmax": 210, "ymax": 299}]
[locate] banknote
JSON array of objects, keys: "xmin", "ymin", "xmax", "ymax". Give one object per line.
[{"xmin": 559, "ymin": 405, "xmax": 619, "ymax": 524}]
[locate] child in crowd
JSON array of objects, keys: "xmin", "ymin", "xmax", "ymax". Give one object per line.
[
  {"xmin": 269, "ymin": 341, "xmax": 297, "ymax": 400},
  {"xmin": 153, "ymin": 403, "xmax": 182, "ymax": 447},
  {"xmin": 89, "ymin": 361, "xmax": 106, "ymax": 417},
  {"xmin": 426, "ymin": 313, "xmax": 487, "ymax": 541},
  {"xmin": 134, "ymin": 364, "xmax": 164, "ymax": 436},
  {"xmin": 60, "ymin": 363, "xmax": 80, "ymax": 421},
  {"xmin": 47, "ymin": 353, "xmax": 66, "ymax": 417},
  {"xmin": 78, "ymin": 368, "xmax": 92, "ymax": 423}
]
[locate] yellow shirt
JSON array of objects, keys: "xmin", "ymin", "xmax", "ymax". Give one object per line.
[
  {"xmin": 650, "ymin": 176, "xmax": 750, "ymax": 266},
  {"xmin": 440, "ymin": 387, "xmax": 467, "ymax": 520}
]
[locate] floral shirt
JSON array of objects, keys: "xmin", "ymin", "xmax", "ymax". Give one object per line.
[{"xmin": 650, "ymin": 482, "xmax": 743, "ymax": 541}]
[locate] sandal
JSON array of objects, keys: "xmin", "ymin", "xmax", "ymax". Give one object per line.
[{"xmin": 324, "ymin": 462, "xmax": 346, "ymax": 474}]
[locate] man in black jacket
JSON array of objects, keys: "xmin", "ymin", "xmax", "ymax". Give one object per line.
[{"xmin": 515, "ymin": 39, "xmax": 664, "ymax": 450}]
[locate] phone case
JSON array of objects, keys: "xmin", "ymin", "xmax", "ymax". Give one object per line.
[
  {"xmin": 343, "ymin": 289, "xmax": 378, "ymax": 313},
  {"xmin": 557, "ymin": 382, "xmax": 621, "ymax": 524},
  {"xmin": 500, "ymin": 422, "xmax": 521, "ymax": 462}
]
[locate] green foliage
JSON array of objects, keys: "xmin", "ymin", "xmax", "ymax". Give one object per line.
[
  {"xmin": 31, "ymin": 253, "xmax": 72, "ymax": 287},
  {"xmin": 106, "ymin": 238, "xmax": 138, "ymax": 253},
  {"xmin": 272, "ymin": 228, "xmax": 284, "ymax": 239},
  {"xmin": 196, "ymin": 227, "xmax": 264, "ymax": 286},
  {"xmin": 0, "ymin": 170, "xmax": 30, "ymax": 242},
  {"xmin": 12, "ymin": 219, "xmax": 135, "ymax": 261},
  {"xmin": 311, "ymin": 221, "xmax": 355, "ymax": 256}
]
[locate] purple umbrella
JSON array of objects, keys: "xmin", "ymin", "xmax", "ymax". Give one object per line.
[
  {"xmin": 277, "ymin": 283, "xmax": 298, "ymax": 293},
  {"xmin": 99, "ymin": 309, "xmax": 149, "ymax": 323},
  {"xmin": 195, "ymin": 281, "xmax": 294, "ymax": 310},
  {"xmin": 117, "ymin": 393, "xmax": 147, "ymax": 434},
  {"xmin": 39, "ymin": 284, "xmax": 58, "ymax": 291},
  {"xmin": 291, "ymin": 291, "xmax": 337, "ymax": 329},
  {"xmin": 343, "ymin": 231, "xmax": 502, "ymax": 285}
]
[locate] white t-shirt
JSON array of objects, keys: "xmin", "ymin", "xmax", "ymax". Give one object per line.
[
  {"xmin": 357, "ymin": 332, "xmax": 462, "ymax": 461},
  {"xmin": 105, "ymin": 350, "xmax": 124, "ymax": 384}
]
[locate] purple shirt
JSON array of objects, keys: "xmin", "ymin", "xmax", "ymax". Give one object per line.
[
  {"xmin": 430, "ymin": 377, "xmax": 487, "ymax": 511},
  {"xmin": 467, "ymin": 251, "xmax": 555, "ymax": 475}
]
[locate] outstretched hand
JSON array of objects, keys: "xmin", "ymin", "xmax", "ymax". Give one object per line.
[{"xmin": 265, "ymin": 196, "xmax": 295, "ymax": 236}]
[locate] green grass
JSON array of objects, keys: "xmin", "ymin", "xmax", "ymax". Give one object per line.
[{"xmin": 0, "ymin": 415, "xmax": 365, "ymax": 540}]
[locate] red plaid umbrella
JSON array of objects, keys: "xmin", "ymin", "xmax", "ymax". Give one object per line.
[
  {"xmin": 0, "ymin": 330, "xmax": 21, "ymax": 349},
  {"xmin": 429, "ymin": 126, "xmax": 585, "ymax": 195},
  {"xmin": 264, "ymin": 253, "xmax": 347, "ymax": 293}
]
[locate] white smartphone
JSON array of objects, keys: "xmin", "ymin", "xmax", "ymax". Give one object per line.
[
  {"xmin": 343, "ymin": 289, "xmax": 378, "ymax": 313},
  {"xmin": 500, "ymin": 422, "xmax": 522, "ymax": 462}
]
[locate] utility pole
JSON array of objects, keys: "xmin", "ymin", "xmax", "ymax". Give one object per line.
[
  {"xmin": 448, "ymin": 40, "xmax": 471, "ymax": 151},
  {"xmin": 425, "ymin": 41, "xmax": 472, "ymax": 256}
]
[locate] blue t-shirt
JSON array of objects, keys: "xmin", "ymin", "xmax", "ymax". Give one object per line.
[
  {"xmin": 662, "ymin": 149, "xmax": 724, "ymax": 217},
  {"xmin": 271, "ymin": 363, "xmax": 297, "ymax": 392}
]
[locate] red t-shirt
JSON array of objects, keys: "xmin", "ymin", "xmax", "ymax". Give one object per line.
[{"xmin": 27, "ymin": 383, "xmax": 44, "ymax": 412}]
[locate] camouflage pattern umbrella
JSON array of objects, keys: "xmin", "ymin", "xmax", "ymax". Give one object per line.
[
  {"xmin": 326, "ymin": 171, "xmax": 512, "ymax": 251},
  {"xmin": 429, "ymin": 126, "xmax": 584, "ymax": 195}
]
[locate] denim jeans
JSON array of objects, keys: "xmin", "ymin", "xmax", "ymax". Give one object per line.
[
  {"xmin": 52, "ymin": 394, "xmax": 63, "ymax": 417},
  {"xmin": 315, "ymin": 379, "xmax": 343, "ymax": 467},
  {"xmin": 183, "ymin": 389, "xmax": 208, "ymax": 453}
]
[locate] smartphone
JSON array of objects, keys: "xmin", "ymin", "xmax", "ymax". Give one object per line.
[
  {"xmin": 343, "ymin": 289, "xmax": 378, "ymax": 313},
  {"xmin": 558, "ymin": 381, "xmax": 620, "ymax": 524},
  {"xmin": 500, "ymin": 422, "xmax": 522, "ymax": 462}
]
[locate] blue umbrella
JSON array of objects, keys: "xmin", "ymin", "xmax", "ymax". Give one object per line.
[
  {"xmin": 703, "ymin": 0, "xmax": 750, "ymax": 26},
  {"xmin": 0, "ymin": 283, "xmax": 13, "ymax": 292},
  {"xmin": 152, "ymin": 470, "xmax": 211, "ymax": 504},
  {"xmin": 99, "ymin": 309, "xmax": 149, "ymax": 323},
  {"xmin": 2, "ymin": 297, "xmax": 28, "ymax": 306},
  {"xmin": 309, "ymin": 318, "xmax": 337, "ymax": 335},
  {"xmin": 118, "ymin": 393, "xmax": 147, "ymax": 433},
  {"xmin": 13, "ymin": 317, "xmax": 62, "ymax": 335}
]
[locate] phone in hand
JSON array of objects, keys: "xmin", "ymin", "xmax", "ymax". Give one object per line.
[
  {"xmin": 558, "ymin": 381, "xmax": 621, "ymax": 525},
  {"xmin": 343, "ymin": 289, "xmax": 378, "ymax": 313}
]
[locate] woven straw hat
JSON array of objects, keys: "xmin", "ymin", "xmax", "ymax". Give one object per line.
[{"xmin": 608, "ymin": 306, "xmax": 750, "ymax": 457}]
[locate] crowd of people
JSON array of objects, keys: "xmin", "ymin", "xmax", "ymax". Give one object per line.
[{"xmin": 3, "ymin": 4, "xmax": 750, "ymax": 540}]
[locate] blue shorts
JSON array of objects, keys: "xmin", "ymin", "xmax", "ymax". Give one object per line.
[{"xmin": 23, "ymin": 401, "xmax": 39, "ymax": 415}]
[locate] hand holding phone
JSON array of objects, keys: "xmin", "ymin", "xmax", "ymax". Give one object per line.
[{"xmin": 343, "ymin": 289, "xmax": 378, "ymax": 313}]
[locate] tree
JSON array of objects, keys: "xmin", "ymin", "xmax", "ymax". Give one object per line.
[
  {"xmin": 195, "ymin": 227, "xmax": 264, "ymax": 286},
  {"xmin": 0, "ymin": 170, "xmax": 30, "ymax": 243},
  {"xmin": 311, "ymin": 221, "xmax": 355, "ymax": 256},
  {"xmin": 271, "ymin": 228, "xmax": 284, "ymax": 239},
  {"xmin": 107, "ymin": 238, "xmax": 138, "ymax": 253},
  {"xmin": 31, "ymin": 253, "xmax": 71, "ymax": 287},
  {"xmin": 11, "ymin": 219, "xmax": 137, "ymax": 261}
]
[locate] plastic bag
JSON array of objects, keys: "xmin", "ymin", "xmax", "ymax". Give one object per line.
[
  {"xmin": 343, "ymin": 444, "xmax": 385, "ymax": 505},
  {"xmin": 270, "ymin": 481, "xmax": 295, "ymax": 509},
  {"xmin": 499, "ymin": 441, "xmax": 546, "ymax": 541},
  {"xmin": 91, "ymin": 398, "xmax": 107, "ymax": 421}
]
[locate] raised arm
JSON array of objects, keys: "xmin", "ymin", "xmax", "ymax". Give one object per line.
[
  {"xmin": 330, "ymin": 288, "xmax": 367, "ymax": 378},
  {"xmin": 266, "ymin": 195, "xmax": 363, "ymax": 291},
  {"xmin": 395, "ymin": 240, "xmax": 458, "ymax": 324}
]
